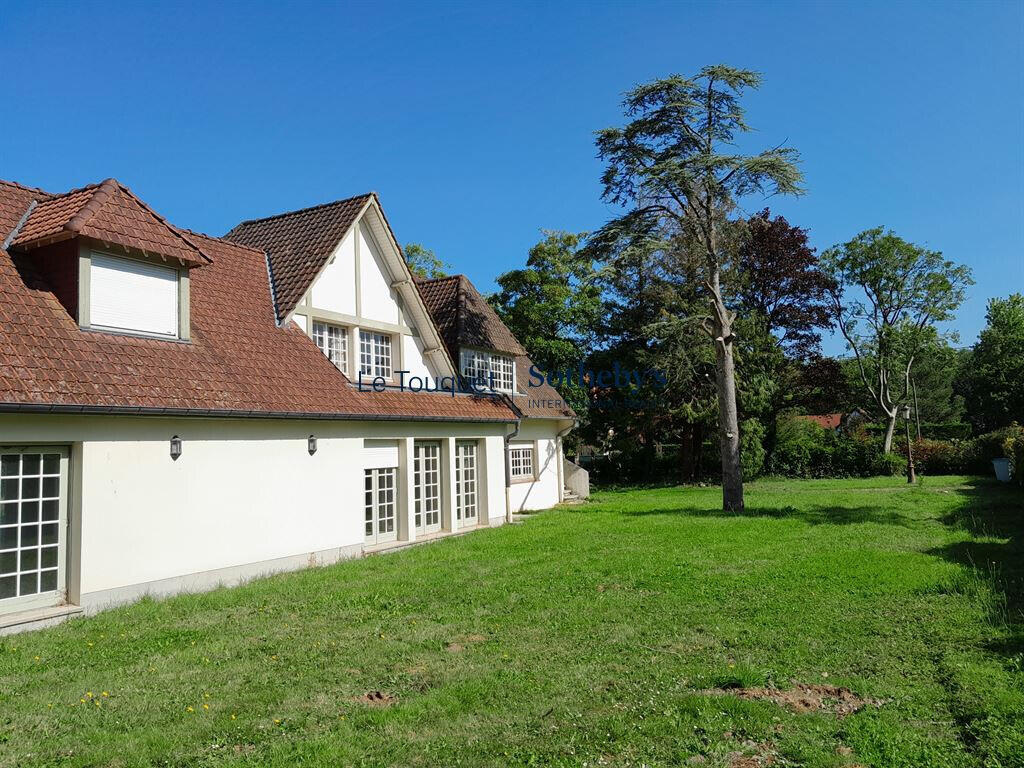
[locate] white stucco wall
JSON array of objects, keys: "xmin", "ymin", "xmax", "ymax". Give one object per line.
[
  {"xmin": 358, "ymin": 225, "xmax": 400, "ymax": 325},
  {"xmin": 0, "ymin": 414, "xmax": 510, "ymax": 613},
  {"xmin": 508, "ymin": 419, "xmax": 565, "ymax": 512},
  {"xmin": 309, "ymin": 229, "xmax": 357, "ymax": 315},
  {"xmin": 401, "ymin": 334, "xmax": 433, "ymax": 380}
]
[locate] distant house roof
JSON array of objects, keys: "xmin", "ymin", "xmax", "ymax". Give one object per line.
[
  {"xmin": 224, "ymin": 193, "xmax": 373, "ymax": 322},
  {"xmin": 0, "ymin": 178, "xmax": 514, "ymax": 423},
  {"xmin": 415, "ymin": 274, "xmax": 574, "ymax": 421},
  {"xmin": 795, "ymin": 413, "xmax": 844, "ymax": 430}
]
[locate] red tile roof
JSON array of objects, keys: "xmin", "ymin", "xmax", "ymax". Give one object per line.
[
  {"xmin": 224, "ymin": 194, "xmax": 372, "ymax": 321},
  {"xmin": 11, "ymin": 179, "xmax": 210, "ymax": 267},
  {"xmin": 795, "ymin": 413, "xmax": 844, "ymax": 430},
  {"xmin": 416, "ymin": 275, "xmax": 527, "ymax": 357},
  {"xmin": 415, "ymin": 275, "xmax": 574, "ymax": 420},
  {"xmin": 0, "ymin": 179, "xmax": 514, "ymax": 423}
]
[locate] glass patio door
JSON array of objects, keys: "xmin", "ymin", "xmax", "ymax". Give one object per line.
[
  {"xmin": 455, "ymin": 441, "xmax": 478, "ymax": 527},
  {"xmin": 364, "ymin": 467, "xmax": 397, "ymax": 545},
  {"xmin": 414, "ymin": 442, "xmax": 441, "ymax": 534}
]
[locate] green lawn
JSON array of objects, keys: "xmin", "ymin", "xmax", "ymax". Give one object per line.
[{"xmin": 2, "ymin": 477, "xmax": 1022, "ymax": 767}]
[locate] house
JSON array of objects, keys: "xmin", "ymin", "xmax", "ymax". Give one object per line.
[
  {"xmin": 0, "ymin": 177, "xmax": 577, "ymax": 634},
  {"xmin": 794, "ymin": 409, "xmax": 868, "ymax": 433}
]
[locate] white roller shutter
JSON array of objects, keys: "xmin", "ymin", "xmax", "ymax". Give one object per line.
[
  {"xmin": 90, "ymin": 253, "xmax": 178, "ymax": 337},
  {"xmin": 362, "ymin": 439, "xmax": 399, "ymax": 469}
]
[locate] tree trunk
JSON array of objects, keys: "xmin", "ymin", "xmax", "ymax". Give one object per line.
[
  {"xmin": 882, "ymin": 412, "xmax": 897, "ymax": 453},
  {"xmin": 714, "ymin": 332, "xmax": 744, "ymax": 511}
]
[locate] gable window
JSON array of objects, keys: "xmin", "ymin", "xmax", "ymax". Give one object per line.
[
  {"xmin": 89, "ymin": 253, "xmax": 179, "ymax": 338},
  {"xmin": 508, "ymin": 444, "xmax": 534, "ymax": 481},
  {"xmin": 359, "ymin": 330, "xmax": 392, "ymax": 379},
  {"xmin": 461, "ymin": 349, "xmax": 515, "ymax": 393},
  {"xmin": 313, "ymin": 321, "xmax": 347, "ymax": 370}
]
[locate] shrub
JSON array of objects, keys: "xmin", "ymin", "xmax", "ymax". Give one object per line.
[
  {"xmin": 768, "ymin": 415, "xmax": 905, "ymax": 478},
  {"xmin": 912, "ymin": 439, "xmax": 959, "ymax": 474},
  {"xmin": 1003, "ymin": 430, "xmax": 1024, "ymax": 487},
  {"xmin": 740, "ymin": 419, "xmax": 766, "ymax": 479}
]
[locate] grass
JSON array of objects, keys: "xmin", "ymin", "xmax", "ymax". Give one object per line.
[{"xmin": 1, "ymin": 476, "xmax": 1022, "ymax": 767}]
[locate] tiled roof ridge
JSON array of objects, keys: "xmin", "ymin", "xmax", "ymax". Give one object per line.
[
  {"xmin": 103, "ymin": 180, "xmax": 214, "ymax": 265},
  {"xmin": 65, "ymin": 178, "xmax": 118, "ymax": 233},
  {"xmin": 229, "ymin": 191, "xmax": 374, "ymax": 230},
  {"xmin": 175, "ymin": 226, "xmax": 264, "ymax": 255},
  {"xmin": 0, "ymin": 178, "xmax": 56, "ymax": 197}
]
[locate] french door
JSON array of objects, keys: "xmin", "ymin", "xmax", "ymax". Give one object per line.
[
  {"xmin": 364, "ymin": 468, "xmax": 397, "ymax": 545},
  {"xmin": 414, "ymin": 442, "xmax": 441, "ymax": 534},
  {"xmin": 0, "ymin": 447, "xmax": 69, "ymax": 612},
  {"xmin": 455, "ymin": 441, "xmax": 478, "ymax": 527}
]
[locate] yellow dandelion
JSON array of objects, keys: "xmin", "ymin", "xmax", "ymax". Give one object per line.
[
  {"xmin": 47, "ymin": 703, "xmax": 53, "ymax": 709},
  {"xmin": 202, "ymin": 704, "xmax": 209, "ymax": 710},
  {"xmin": 87, "ymin": 642, "xmax": 94, "ymax": 647},
  {"xmin": 34, "ymin": 655, "xmax": 40, "ymax": 661},
  {"xmin": 274, "ymin": 718, "xmax": 281, "ymax": 724},
  {"xmin": 86, "ymin": 691, "xmax": 93, "ymax": 698},
  {"xmin": 79, "ymin": 698, "xmax": 86, "ymax": 704},
  {"xmin": 186, "ymin": 706, "xmax": 194, "ymax": 713},
  {"xmin": 271, "ymin": 655, "xmax": 277, "ymax": 660},
  {"xmin": 203, "ymin": 692, "xmax": 210, "ymax": 698},
  {"xmin": 231, "ymin": 714, "xmax": 237, "ymax": 720}
]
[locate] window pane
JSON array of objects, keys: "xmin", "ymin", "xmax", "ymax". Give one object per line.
[
  {"xmin": 0, "ymin": 576, "xmax": 15, "ymax": 599},
  {"xmin": 42, "ymin": 477, "xmax": 59, "ymax": 498},
  {"xmin": 0, "ymin": 528, "xmax": 17, "ymax": 550},
  {"xmin": 41, "ymin": 500, "xmax": 58, "ymax": 521},
  {"xmin": 0, "ymin": 552, "xmax": 15, "ymax": 574},
  {"xmin": 0, "ymin": 479, "xmax": 17, "ymax": 501},
  {"xmin": 41, "ymin": 524, "xmax": 58, "ymax": 546},
  {"xmin": 42, "ymin": 454, "xmax": 60, "ymax": 475},
  {"xmin": 19, "ymin": 572, "xmax": 37, "ymax": 596},
  {"xmin": 20, "ymin": 548, "xmax": 37, "ymax": 572},
  {"xmin": 21, "ymin": 454, "xmax": 40, "ymax": 476},
  {"xmin": 40, "ymin": 569, "xmax": 57, "ymax": 592},
  {"xmin": 0, "ymin": 503, "xmax": 16, "ymax": 525},
  {"xmin": 21, "ymin": 501, "xmax": 39, "ymax": 524},
  {"xmin": 41, "ymin": 546, "xmax": 58, "ymax": 569},
  {"xmin": 21, "ymin": 478, "xmax": 40, "ymax": 500},
  {"xmin": 0, "ymin": 455, "xmax": 18, "ymax": 477},
  {"xmin": 21, "ymin": 526, "xmax": 39, "ymax": 547}
]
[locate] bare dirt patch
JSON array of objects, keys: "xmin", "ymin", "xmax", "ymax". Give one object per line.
[
  {"xmin": 703, "ymin": 682, "xmax": 884, "ymax": 717},
  {"xmin": 447, "ymin": 634, "xmax": 487, "ymax": 653},
  {"xmin": 355, "ymin": 691, "xmax": 396, "ymax": 707}
]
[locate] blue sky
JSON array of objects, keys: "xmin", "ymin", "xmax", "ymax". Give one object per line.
[{"xmin": 1, "ymin": 1, "xmax": 1021, "ymax": 354}]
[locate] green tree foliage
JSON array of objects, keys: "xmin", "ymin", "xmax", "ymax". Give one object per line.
[
  {"xmin": 404, "ymin": 243, "xmax": 450, "ymax": 279},
  {"xmin": 956, "ymin": 293, "xmax": 1024, "ymax": 433},
  {"xmin": 489, "ymin": 231, "xmax": 601, "ymax": 420},
  {"xmin": 590, "ymin": 66, "xmax": 803, "ymax": 511},
  {"xmin": 822, "ymin": 227, "xmax": 973, "ymax": 452}
]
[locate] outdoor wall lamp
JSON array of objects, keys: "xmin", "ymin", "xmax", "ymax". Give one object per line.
[
  {"xmin": 308, "ymin": 435, "xmax": 317, "ymax": 455},
  {"xmin": 170, "ymin": 435, "xmax": 182, "ymax": 461}
]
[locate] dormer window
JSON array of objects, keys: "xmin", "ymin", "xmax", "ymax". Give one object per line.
[
  {"xmin": 461, "ymin": 348, "xmax": 515, "ymax": 393},
  {"xmin": 359, "ymin": 330, "xmax": 393, "ymax": 379},
  {"xmin": 88, "ymin": 253, "xmax": 182, "ymax": 338},
  {"xmin": 313, "ymin": 321, "xmax": 348, "ymax": 370}
]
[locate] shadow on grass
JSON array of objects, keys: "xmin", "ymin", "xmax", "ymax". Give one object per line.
[
  {"xmin": 928, "ymin": 479, "xmax": 1024, "ymax": 661},
  {"xmin": 622, "ymin": 504, "xmax": 926, "ymax": 529}
]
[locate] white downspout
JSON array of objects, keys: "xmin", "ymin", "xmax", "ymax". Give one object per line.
[{"xmin": 555, "ymin": 419, "xmax": 577, "ymax": 503}]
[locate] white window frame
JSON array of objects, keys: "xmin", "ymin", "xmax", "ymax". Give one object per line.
[
  {"xmin": 364, "ymin": 467, "xmax": 397, "ymax": 545},
  {"xmin": 88, "ymin": 252, "xmax": 181, "ymax": 339},
  {"xmin": 414, "ymin": 442, "xmax": 441, "ymax": 534},
  {"xmin": 460, "ymin": 348, "xmax": 515, "ymax": 393},
  {"xmin": 313, "ymin": 321, "xmax": 348, "ymax": 371},
  {"xmin": 508, "ymin": 444, "xmax": 535, "ymax": 482},
  {"xmin": 359, "ymin": 330, "xmax": 393, "ymax": 380},
  {"xmin": 0, "ymin": 446, "xmax": 69, "ymax": 613},
  {"xmin": 455, "ymin": 441, "xmax": 478, "ymax": 527}
]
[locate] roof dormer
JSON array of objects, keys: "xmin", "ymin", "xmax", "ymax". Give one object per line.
[{"xmin": 7, "ymin": 179, "xmax": 211, "ymax": 341}]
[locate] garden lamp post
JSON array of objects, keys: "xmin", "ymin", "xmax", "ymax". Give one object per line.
[{"xmin": 903, "ymin": 404, "xmax": 916, "ymax": 484}]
